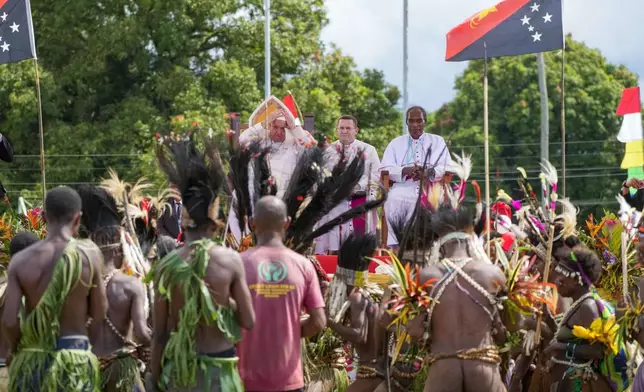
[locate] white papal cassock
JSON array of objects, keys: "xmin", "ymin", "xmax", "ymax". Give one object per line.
[
  {"xmin": 380, "ymin": 133, "xmax": 451, "ymax": 247},
  {"xmin": 228, "ymin": 124, "xmax": 315, "ymax": 241},
  {"xmin": 314, "ymin": 140, "xmax": 381, "ymax": 254}
]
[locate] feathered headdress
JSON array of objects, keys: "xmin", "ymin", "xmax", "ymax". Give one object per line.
[
  {"xmin": 76, "ymin": 185, "xmax": 151, "ymax": 279},
  {"xmin": 282, "ymin": 146, "xmax": 387, "ymax": 252},
  {"xmin": 328, "ymin": 233, "xmax": 378, "ymax": 320},
  {"xmin": 156, "ymin": 136, "xmax": 228, "ymax": 230}
]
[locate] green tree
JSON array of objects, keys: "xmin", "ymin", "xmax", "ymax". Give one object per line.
[
  {"xmin": 0, "ymin": 0, "xmax": 403, "ymax": 207},
  {"xmin": 280, "ymin": 48, "xmax": 401, "ymax": 154},
  {"xmin": 428, "ymin": 35, "xmax": 638, "ymax": 205}
]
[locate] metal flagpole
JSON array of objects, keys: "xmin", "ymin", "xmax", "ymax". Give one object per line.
[
  {"xmin": 537, "ymin": 52, "xmax": 549, "ymax": 206},
  {"xmin": 560, "ymin": 46, "xmax": 566, "ymax": 198},
  {"xmin": 402, "ymin": 0, "xmax": 408, "ymax": 135},
  {"xmin": 33, "ymin": 59, "xmax": 46, "ymax": 202},
  {"xmin": 484, "ymin": 45, "xmax": 490, "ymax": 257},
  {"xmin": 264, "ymin": 0, "xmax": 271, "ymax": 99}
]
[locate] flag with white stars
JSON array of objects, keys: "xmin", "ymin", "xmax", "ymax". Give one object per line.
[
  {"xmin": 446, "ymin": 0, "xmax": 563, "ymax": 62},
  {"xmin": 0, "ymin": 0, "xmax": 36, "ymax": 64}
]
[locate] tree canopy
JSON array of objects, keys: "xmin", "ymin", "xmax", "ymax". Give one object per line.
[
  {"xmin": 428, "ymin": 35, "xmax": 639, "ymax": 206},
  {"xmin": 0, "ymin": 0, "xmax": 401, "ymax": 203},
  {"xmin": 0, "ymin": 3, "xmax": 638, "ymax": 211}
]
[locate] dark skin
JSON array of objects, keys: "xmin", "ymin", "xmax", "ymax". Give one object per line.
[
  {"xmin": 408, "ymin": 237, "xmax": 507, "ymax": 392},
  {"xmin": 401, "ymin": 108, "xmax": 428, "ymax": 182},
  {"xmin": 543, "ymin": 266, "xmax": 610, "ymax": 392},
  {"xmin": 508, "ymin": 254, "xmax": 565, "ymax": 392},
  {"xmin": 2, "ymin": 211, "xmax": 107, "ymax": 363},
  {"xmin": 250, "ymin": 196, "xmax": 326, "ymax": 338},
  {"xmin": 90, "ymin": 245, "xmax": 151, "ymax": 392},
  {"xmin": 150, "ymin": 223, "xmax": 255, "ymax": 390},
  {"xmin": 327, "ymin": 285, "xmax": 381, "ymax": 392}
]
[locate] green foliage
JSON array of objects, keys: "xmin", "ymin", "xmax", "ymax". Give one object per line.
[
  {"xmin": 428, "ymin": 35, "xmax": 639, "ymax": 205},
  {"xmin": 0, "ymin": 0, "xmax": 400, "ymax": 205}
]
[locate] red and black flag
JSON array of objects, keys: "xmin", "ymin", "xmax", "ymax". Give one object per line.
[
  {"xmin": 446, "ymin": 0, "xmax": 563, "ymax": 62},
  {"xmin": 0, "ymin": 0, "xmax": 36, "ymax": 64}
]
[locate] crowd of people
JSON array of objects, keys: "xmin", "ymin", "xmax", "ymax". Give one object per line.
[{"xmin": 0, "ymin": 96, "xmax": 642, "ymax": 392}]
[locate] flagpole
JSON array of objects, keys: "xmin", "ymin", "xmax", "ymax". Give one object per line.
[
  {"xmin": 484, "ymin": 45, "xmax": 491, "ymax": 257},
  {"xmin": 560, "ymin": 43, "xmax": 566, "ymax": 198},
  {"xmin": 537, "ymin": 52, "xmax": 549, "ymax": 207},
  {"xmin": 264, "ymin": 0, "xmax": 271, "ymax": 99},
  {"xmin": 402, "ymin": 0, "xmax": 409, "ymax": 135},
  {"xmin": 33, "ymin": 59, "xmax": 46, "ymax": 202}
]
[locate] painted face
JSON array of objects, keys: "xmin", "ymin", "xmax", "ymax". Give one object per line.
[
  {"xmin": 270, "ymin": 119, "xmax": 287, "ymax": 142},
  {"xmin": 406, "ymin": 108, "xmax": 425, "ymax": 139},
  {"xmin": 336, "ymin": 119, "xmax": 358, "ymax": 145}
]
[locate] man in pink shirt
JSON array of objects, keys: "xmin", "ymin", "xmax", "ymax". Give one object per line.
[{"xmin": 238, "ymin": 196, "xmax": 327, "ymax": 392}]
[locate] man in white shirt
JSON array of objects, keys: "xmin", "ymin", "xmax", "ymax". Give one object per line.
[
  {"xmin": 229, "ymin": 97, "xmax": 315, "ymax": 241},
  {"xmin": 315, "ymin": 115, "xmax": 380, "ymax": 254},
  {"xmin": 380, "ymin": 106, "xmax": 451, "ymax": 247}
]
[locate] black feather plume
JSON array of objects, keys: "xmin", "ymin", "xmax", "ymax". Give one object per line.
[
  {"xmin": 303, "ymin": 188, "xmax": 387, "ymax": 247},
  {"xmin": 286, "ymin": 152, "xmax": 365, "ymax": 249},
  {"xmin": 229, "ymin": 142, "xmax": 255, "ymax": 235},
  {"xmin": 337, "ymin": 233, "xmax": 377, "ymax": 271},
  {"xmin": 156, "ymin": 137, "xmax": 227, "ymax": 228},
  {"xmin": 252, "ymin": 149, "xmax": 277, "ymax": 205},
  {"xmin": 282, "ymin": 148, "xmax": 325, "ymax": 222},
  {"xmin": 77, "ymin": 185, "xmax": 121, "ymax": 246}
]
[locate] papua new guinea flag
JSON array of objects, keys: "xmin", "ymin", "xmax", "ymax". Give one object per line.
[
  {"xmin": 446, "ymin": 0, "xmax": 563, "ymax": 62},
  {"xmin": 0, "ymin": 0, "xmax": 37, "ymax": 64}
]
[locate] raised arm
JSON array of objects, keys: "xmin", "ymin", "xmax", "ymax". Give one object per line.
[
  {"xmin": 291, "ymin": 126, "xmax": 315, "ymax": 148},
  {"xmin": 130, "ymin": 279, "xmax": 152, "ymax": 346},
  {"xmin": 2, "ymin": 258, "xmax": 23, "ymax": 356},
  {"xmin": 228, "ymin": 250, "xmax": 255, "ymax": 330},
  {"xmin": 238, "ymin": 124, "xmax": 265, "ymax": 146}
]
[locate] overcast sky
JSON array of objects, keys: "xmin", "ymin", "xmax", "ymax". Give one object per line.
[{"xmin": 321, "ymin": 0, "xmax": 644, "ymax": 112}]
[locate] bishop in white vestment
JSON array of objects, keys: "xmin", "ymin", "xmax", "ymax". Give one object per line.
[
  {"xmin": 228, "ymin": 97, "xmax": 315, "ymax": 241},
  {"xmin": 314, "ymin": 115, "xmax": 380, "ymax": 254},
  {"xmin": 380, "ymin": 107, "xmax": 451, "ymax": 247}
]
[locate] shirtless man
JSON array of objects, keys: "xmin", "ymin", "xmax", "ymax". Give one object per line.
[
  {"xmin": 151, "ymin": 137, "xmax": 255, "ymax": 391},
  {"xmin": 0, "ymin": 232, "xmax": 40, "ymax": 390},
  {"xmin": 79, "ymin": 185, "xmax": 152, "ymax": 392},
  {"xmin": 326, "ymin": 233, "xmax": 382, "ymax": 392},
  {"xmin": 2, "ymin": 186, "xmax": 107, "ymax": 391},
  {"xmin": 408, "ymin": 205, "xmax": 507, "ymax": 392}
]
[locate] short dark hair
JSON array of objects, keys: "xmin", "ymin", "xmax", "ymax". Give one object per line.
[
  {"xmin": 10, "ymin": 231, "xmax": 39, "ymax": 256},
  {"xmin": 555, "ymin": 244, "xmax": 602, "ymax": 286},
  {"xmin": 406, "ymin": 106, "xmax": 427, "ymax": 122},
  {"xmin": 337, "ymin": 115, "xmax": 358, "ymax": 128},
  {"xmin": 44, "ymin": 186, "xmax": 82, "ymax": 224}
]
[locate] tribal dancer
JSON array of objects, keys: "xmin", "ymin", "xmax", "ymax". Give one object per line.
[
  {"xmin": 3, "ymin": 187, "xmax": 107, "ymax": 391},
  {"xmin": 409, "ymin": 204, "xmax": 507, "ymax": 392},
  {"xmin": 544, "ymin": 244, "xmax": 629, "ymax": 392},
  {"xmin": 0, "ymin": 232, "xmax": 39, "ymax": 391},
  {"xmin": 326, "ymin": 233, "xmax": 383, "ymax": 392},
  {"xmin": 78, "ymin": 185, "xmax": 151, "ymax": 392},
  {"xmin": 150, "ymin": 136, "xmax": 255, "ymax": 391}
]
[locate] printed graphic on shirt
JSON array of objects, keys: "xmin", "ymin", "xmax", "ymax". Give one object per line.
[{"xmin": 250, "ymin": 259, "xmax": 296, "ymax": 298}]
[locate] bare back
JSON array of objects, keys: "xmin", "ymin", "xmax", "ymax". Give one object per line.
[
  {"xmin": 420, "ymin": 257, "xmax": 506, "ymax": 392},
  {"xmin": 165, "ymin": 245, "xmax": 239, "ymax": 354},
  {"xmin": 15, "ymin": 238, "xmax": 104, "ymax": 337},
  {"xmin": 91, "ymin": 272, "xmax": 149, "ymax": 357}
]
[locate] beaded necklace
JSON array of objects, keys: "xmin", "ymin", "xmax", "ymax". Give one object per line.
[{"xmin": 554, "ymin": 291, "xmax": 593, "ymax": 339}]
